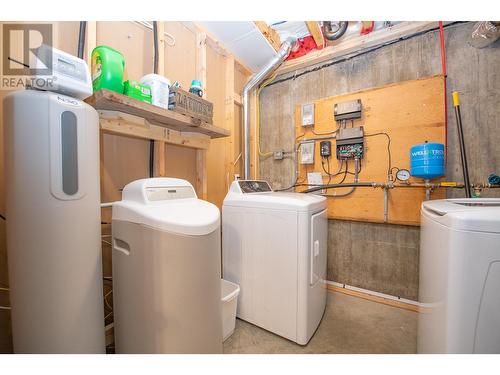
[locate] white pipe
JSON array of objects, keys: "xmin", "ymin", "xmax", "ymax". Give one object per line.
[
  {"xmin": 243, "ymin": 37, "xmax": 297, "ymax": 179},
  {"xmin": 101, "ymin": 202, "xmax": 115, "ymax": 208}
]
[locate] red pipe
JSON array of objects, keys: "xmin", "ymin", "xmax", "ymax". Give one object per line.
[{"xmin": 439, "ymin": 21, "xmax": 448, "ymax": 160}]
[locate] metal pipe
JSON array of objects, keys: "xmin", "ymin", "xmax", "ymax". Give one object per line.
[
  {"xmin": 301, "ymin": 182, "xmax": 376, "ymax": 194},
  {"xmin": 452, "ymin": 91, "xmax": 472, "ymax": 198},
  {"xmin": 77, "ymin": 21, "xmax": 87, "ymax": 59},
  {"xmin": 323, "ymin": 21, "xmax": 348, "ymax": 41},
  {"xmin": 383, "ymin": 187, "xmax": 389, "ymax": 223},
  {"xmin": 424, "ymin": 179, "xmax": 431, "ymax": 200},
  {"xmin": 243, "ymin": 37, "xmax": 297, "ymax": 179}
]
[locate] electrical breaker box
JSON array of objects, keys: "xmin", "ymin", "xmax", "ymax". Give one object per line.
[
  {"xmin": 301, "ymin": 103, "xmax": 315, "ymax": 127},
  {"xmin": 320, "ymin": 141, "xmax": 331, "ymax": 158},
  {"xmin": 334, "ymin": 99, "xmax": 362, "ymax": 121},
  {"xmin": 300, "ymin": 141, "xmax": 315, "ymax": 164},
  {"xmin": 336, "ymin": 126, "xmax": 364, "ymax": 160}
]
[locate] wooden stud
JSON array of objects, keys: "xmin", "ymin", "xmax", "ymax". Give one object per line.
[
  {"xmin": 234, "ymin": 92, "xmax": 243, "ymax": 106},
  {"xmin": 305, "ymin": 21, "xmax": 325, "ymax": 48},
  {"xmin": 154, "ymin": 22, "xmax": 166, "ymax": 177},
  {"xmin": 196, "ymin": 150, "xmax": 208, "ymax": 199},
  {"xmin": 195, "ymin": 29, "xmax": 208, "ymax": 200},
  {"xmin": 225, "ymin": 55, "xmax": 236, "ymax": 189},
  {"xmin": 254, "ymin": 21, "xmax": 282, "ymax": 52},
  {"xmin": 195, "ymin": 31, "xmax": 207, "ymax": 97},
  {"xmin": 249, "ymin": 91, "xmax": 258, "ymax": 180}
]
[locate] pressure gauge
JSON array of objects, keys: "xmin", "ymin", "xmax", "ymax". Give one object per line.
[{"xmin": 396, "ymin": 169, "xmax": 411, "ymax": 181}]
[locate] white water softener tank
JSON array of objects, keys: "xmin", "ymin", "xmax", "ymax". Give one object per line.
[
  {"xmin": 3, "ymin": 90, "xmax": 105, "ymax": 353},
  {"xmin": 112, "ymin": 178, "xmax": 222, "ymax": 353}
]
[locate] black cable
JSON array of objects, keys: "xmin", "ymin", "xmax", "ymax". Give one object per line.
[
  {"xmin": 365, "ymin": 132, "xmax": 391, "ymax": 177},
  {"xmin": 300, "ymin": 182, "xmax": 374, "ymax": 194},
  {"xmin": 149, "ymin": 21, "xmax": 160, "ymax": 178},
  {"xmin": 152, "ymin": 21, "xmax": 159, "ymax": 75},
  {"xmin": 326, "ymin": 157, "xmax": 331, "ymax": 185},
  {"xmin": 322, "ymin": 158, "xmax": 343, "ymax": 177},
  {"xmin": 77, "ymin": 22, "xmax": 87, "ymax": 59},
  {"xmin": 338, "ymin": 160, "xmax": 348, "ymax": 184},
  {"xmin": 266, "ymin": 22, "xmax": 465, "ymax": 89},
  {"xmin": 0, "ymin": 214, "xmax": 5, "ymax": 221}
]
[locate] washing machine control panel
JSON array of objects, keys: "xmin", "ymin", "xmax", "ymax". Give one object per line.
[{"xmin": 238, "ymin": 180, "xmax": 272, "ymax": 193}]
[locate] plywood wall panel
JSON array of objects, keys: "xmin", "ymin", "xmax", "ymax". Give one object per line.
[
  {"xmin": 295, "ymin": 75, "xmax": 446, "ymax": 225},
  {"xmin": 163, "ymin": 22, "xmax": 197, "ymax": 89}
]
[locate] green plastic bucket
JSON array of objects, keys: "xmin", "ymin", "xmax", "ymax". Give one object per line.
[{"xmin": 91, "ymin": 46, "xmax": 125, "ymax": 93}]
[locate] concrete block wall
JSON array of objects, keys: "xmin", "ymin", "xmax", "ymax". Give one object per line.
[{"xmin": 258, "ymin": 22, "xmax": 500, "ymax": 300}]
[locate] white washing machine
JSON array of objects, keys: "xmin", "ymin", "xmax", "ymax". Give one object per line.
[
  {"xmin": 418, "ymin": 198, "xmax": 500, "ymax": 353},
  {"xmin": 112, "ymin": 178, "xmax": 222, "ymax": 353},
  {"xmin": 222, "ymin": 180, "xmax": 328, "ymax": 345}
]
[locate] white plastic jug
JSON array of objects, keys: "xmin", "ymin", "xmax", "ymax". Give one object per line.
[{"xmin": 140, "ymin": 74, "xmax": 170, "ymax": 109}]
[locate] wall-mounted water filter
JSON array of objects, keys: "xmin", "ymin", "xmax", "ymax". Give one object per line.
[{"xmin": 410, "ymin": 142, "xmax": 445, "ymax": 179}]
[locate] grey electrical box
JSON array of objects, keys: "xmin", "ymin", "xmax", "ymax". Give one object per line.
[
  {"xmin": 274, "ymin": 150, "xmax": 285, "ymax": 160},
  {"xmin": 301, "ymin": 103, "xmax": 315, "ymax": 126},
  {"xmin": 334, "ymin": 99, "xmax": 362, "ymax": 121},
  {"xmin": 336, "ymin": 126, "xmax": 364, "ymax": 160}
]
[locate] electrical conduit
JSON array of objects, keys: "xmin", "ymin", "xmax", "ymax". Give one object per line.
[{"xmin": 243, "ymin": 37, "xmax": 297, "ymax": 179}]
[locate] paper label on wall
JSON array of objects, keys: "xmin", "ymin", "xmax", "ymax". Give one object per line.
[{"xmin": 307, "ymin": 172, "xmax": 324, "ymax": 195}]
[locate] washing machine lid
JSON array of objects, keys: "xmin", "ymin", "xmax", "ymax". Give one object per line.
[
  {"xmin": 422, "ymin": 198, "xmax": 500, "ymax": 233},
  {"xmin": 112, "ymin": 178, "xmax": 220, "ymax": 236},
  {"xmin": 224, "ymin": 188, "xmax": 326, "ymax": 212}
]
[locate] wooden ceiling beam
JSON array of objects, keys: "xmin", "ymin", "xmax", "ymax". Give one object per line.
[
  {"xmin": 254, "ymin": 21, "xmax": 282, "ymax": 52},
  {"xmin": 305, "ymin": 21, "xmax": 325, "ymax": 48}
]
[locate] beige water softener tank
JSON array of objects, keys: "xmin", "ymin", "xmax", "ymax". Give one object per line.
[
  {"xmin": 112, "ymin": 178, "xmax": 222, "ymax": 353},
  {"xmin": 3, "ymin": 90, "xmax": 105, "ymax": 353}
]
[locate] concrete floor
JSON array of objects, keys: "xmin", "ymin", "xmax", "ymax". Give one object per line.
[{"xmin": 223, "ymin": 290, "xmax": 417, "ymax": 354}]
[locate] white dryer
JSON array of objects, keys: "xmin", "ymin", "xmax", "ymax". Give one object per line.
[
  {"xmin": 222, "ymin": 180, "xmax": 328, "ymax": 345},
  {"xmin": 418, "ymin": 198, "xmax": 500, "ymax": 353}
]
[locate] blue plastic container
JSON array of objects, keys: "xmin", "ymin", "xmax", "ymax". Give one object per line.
[{"xmin": 410, "ymin": 142, "xmax": 445, "ymax": 179}]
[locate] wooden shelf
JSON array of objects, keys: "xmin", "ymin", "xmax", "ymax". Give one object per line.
[{"xmin": 85, "ymin": 89, "xmax": 229, "ymax": 139}]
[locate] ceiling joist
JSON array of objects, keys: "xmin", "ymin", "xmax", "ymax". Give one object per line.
[{"xmin": 254, "ymin": 21, "xmax": 282, "ymax": 52}]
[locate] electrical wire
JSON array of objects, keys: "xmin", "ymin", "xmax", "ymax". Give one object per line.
[
  {"xmin": 256, "ymin": 72, "xmax": 279, "ymax": 158},
  {"xmin": 311, "ymin": 128, "xmax": 339, "ymax": 136},
  {"xmin": 365, "ymin": 132, "xmax": 392, "ymax": 177},
  {"xmin": 104, "ymin": 290, "xmax": 113, "ymax": 310},
  {"xmin": 322, "ymin": 158, "xmax": 360, "ymax": 197}
]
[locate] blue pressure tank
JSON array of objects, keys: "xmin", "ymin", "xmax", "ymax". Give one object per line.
[{"xmin": 410, "ymin": 142, "xmax": 445, "ymax": 179}]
